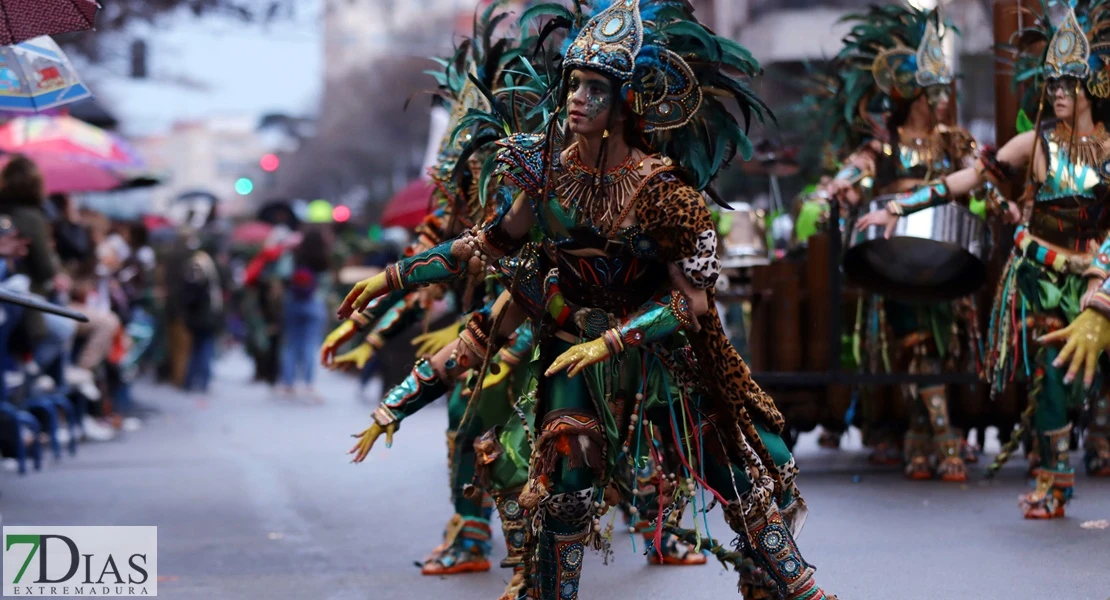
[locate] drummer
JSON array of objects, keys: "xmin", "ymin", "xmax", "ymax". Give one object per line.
[
  {"xmin": 821, "ymin": 5, "xmax": 994, "ymax": 481},
  {"xmin": 857, "ymin": 2, "xmax": 1110, "ymax": 517}
]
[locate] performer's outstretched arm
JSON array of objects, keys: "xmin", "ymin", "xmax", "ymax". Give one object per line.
[
  {"xmin": 857, "ymin": 131, "xmax": 1036, "ymax": 235},
  {"xmin": 337, "ymin": 193, "xmax": 535, "ymax": 319},
  {"xmin": 348, "ymin": 291, "xmax": 528, "ymax": 462}
]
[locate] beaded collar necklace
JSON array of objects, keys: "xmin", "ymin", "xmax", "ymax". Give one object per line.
[{"xmin": 557, "ymin": 143, "xmax": 644, "ymax": 229}]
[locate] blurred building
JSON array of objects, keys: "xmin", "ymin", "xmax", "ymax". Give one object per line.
[{"xmin": 131, "ymin": 117, "xmax": 280, "ymax": 218}]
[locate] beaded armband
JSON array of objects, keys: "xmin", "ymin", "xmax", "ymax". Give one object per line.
[
  {"xmin": 372, "ymin": 405, "xmax": 399, "ymax": 428},
  {"xmin": 350, "ymin": 311, "xmax": 372, "ymax": 331},
  {"xmin": 974, "ymin": 146, "xmax": 1017, "ymax": 188},
  {"xmin": 613, "ymin": 291, "xmax": 694, "ymax": 349},
  {"xmin": 459, "ymin": 312, "xmax": 493, "ymax": 360},
  {"xmin": 1083, "ymin": 286, "xmax": 1110, "ymax": 323},
  {"xmin": 365, "ymin": 331, "xmax": 385, "ymax": 350},
  {"xmin": 1083, "ymin": 236, "xmax": 1110, "ymax": 282},
  {"xmin": 888, "ymin": 180, "xmax": 950, "ymax": 216}
]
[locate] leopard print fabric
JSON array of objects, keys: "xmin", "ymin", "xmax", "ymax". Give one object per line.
[{"xmin": 635, "ymin": 174, "xmax": 786, "ymax": 433}]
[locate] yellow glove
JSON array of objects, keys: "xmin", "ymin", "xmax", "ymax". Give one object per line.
[
  {"xmin": 412, "ymin": 322, "xmax": 461, "ymax": 358},
  {"xmin": 320, "ymin": 320, "xmax": 359, "ymax": 366},
  {"xmin": 348, "ymin": 421, "xmax": 397, "ymax": 463},
  {"xmin": 1039, "ymin": 308, "xmax": 1110, "ymax": 388},
  {"xmin": 545, "ymin": 336, "xmax": 614, "ymax": 379},
  {"xmin": 332, "ymin": 342, "xmax": 376, "ymax": 371},
  {"xmin": 337, "ymin": 272, "xmax": 388, "ymax": 319}
]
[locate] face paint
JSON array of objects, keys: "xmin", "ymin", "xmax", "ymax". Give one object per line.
[{"xmin": 568, "ymin": 74, "xmax": 613, "ymax": 121}]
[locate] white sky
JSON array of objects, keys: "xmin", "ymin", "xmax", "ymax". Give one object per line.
[{"xmin": 82, "ymin": 2, "xmax": 324, "ymax": 137}]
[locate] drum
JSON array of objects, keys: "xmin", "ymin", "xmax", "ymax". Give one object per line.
[
  {"xmin": 721, "ymin": 202, "xmax": 770, "ymax": 269},
  {"xmin": 843, "ymin": 198, "xmax": 991, "ymax": 302}
]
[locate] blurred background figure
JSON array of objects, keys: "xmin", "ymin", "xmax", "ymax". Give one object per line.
[
  {"xmin": 277, "ymin": 227, "xmax": 331, "ymax": 401},
  {"xmin": 181, "ymin": 230, "xmax": 223, "ymax": 396}
]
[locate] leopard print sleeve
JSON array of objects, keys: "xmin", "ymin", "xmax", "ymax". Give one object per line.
[{"xmin": 635, "ymin": 174, "xmax": 721, "ymax": 290}]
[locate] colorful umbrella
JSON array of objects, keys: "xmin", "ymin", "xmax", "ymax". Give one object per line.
[
  {"xmin": 380, "ymin": 179, "xmax": 435, "ymax": 229},
  {"xmin": 0, "ymin": 151, "xmax": 126, "ymax": 193},
  {"xmin": 0, "ymin": 114, "xmax": 145, "ymax": 170},
  {"xmin": 0, "ymin": 0, "xmax": 99, "ymax": 46},
  {"xmin": 0, "ymin": 35, "xmax": 90, "ymax": 112}
]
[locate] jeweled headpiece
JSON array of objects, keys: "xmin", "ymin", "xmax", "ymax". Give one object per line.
[
  {"xmin": 1044, "ymin": 4, "xmax": 1092, "ymax": 79},
  {"xmin": 563, "ymin": 0, "xmax": 643, "ymax": 80},
  {"xmin": 492, "ymin": 0, "xmax": 771, "ymax": 197},
  {"xmin": 869, "ymin": 13, "xmax": 953, "ymax": 100},
  {"xmin": 1013, "ymin": 0, "xmax": 1110, "ymax": 99}
]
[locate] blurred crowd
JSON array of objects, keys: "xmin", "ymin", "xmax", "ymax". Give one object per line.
[{"xmin": 0, "ymin": 152, "xmax": 415, "ymax": 473}]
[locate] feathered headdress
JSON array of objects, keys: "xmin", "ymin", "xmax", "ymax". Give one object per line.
[
  {"xmin": 1012, "ymin": 0, "xmax": 1110, "ymax": 99},
  {"xmin": 819, "ymin": 4, "xmax": 955, "ymax": 155},
  {"xmin": 494, "ymin": 0, "xmax": 771, "ymax": 199},
  {"xmin": 425, "ymin": 2, "xmax": 526, "ymax": 170}
]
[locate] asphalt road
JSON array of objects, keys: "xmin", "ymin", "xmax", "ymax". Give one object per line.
[{"xmin": 2, "ymin": 351, "xmax": 1109, "ymax": 600}]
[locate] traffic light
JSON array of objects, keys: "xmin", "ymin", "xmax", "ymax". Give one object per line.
[
  {"xmin": 260, "ymin": 154, "xmax": 280, "ymax": 172},
  {"xmin": 235, "ymin": 178, "xmax": 254, "ymax": 196}
]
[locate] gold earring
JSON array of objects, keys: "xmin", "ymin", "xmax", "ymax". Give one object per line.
[{"xmin": 603, "ymin": 129, "xmax": 610, "ymax": 138}]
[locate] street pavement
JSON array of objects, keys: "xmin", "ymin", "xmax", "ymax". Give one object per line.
[{"xmin": 2, "ymin": 350, "xmax": 1109, "ymax": 600}]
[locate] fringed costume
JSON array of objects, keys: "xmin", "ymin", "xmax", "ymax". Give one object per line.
[{"xmin": 343, "ymin": 1, "xmax": 835, "ymax": 598}]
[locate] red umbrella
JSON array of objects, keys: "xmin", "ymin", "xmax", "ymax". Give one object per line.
[
  {"xmin": 380, "ymin": 179, "xmax": 436, "ymax": 229},
  {"xmin": 0, "ymin": 152, "xmax": 124, "ymax": 193},
  {"xmin": 0, "ymin": 0, "xmax": 100, "ymax": 46}
]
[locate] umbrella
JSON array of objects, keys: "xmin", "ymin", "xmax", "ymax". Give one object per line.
[
  {"xmin": 380, "ymin": 179, "xmax": 435, "ymax": 229},
  {"xmin": 256, "ymin": 200, "xmax": 301, "ymax": 228},
  {"xmin": 0, "ymin": 115, "xmax": 144, "ymax": 170},
  {"xmin": 0, "ymin": 151, "xmax": 126, "ymax": 193},
  {"xmin": 0, "ymin": 35, "xmax": 90, "ymax": 112},
  {"xmin": 0, "ymin": 0, "xmax": 99, "ymax": 46},
  {"xmin": 231, "ymin": 221, "xmax": 273, "ymax": 245}
]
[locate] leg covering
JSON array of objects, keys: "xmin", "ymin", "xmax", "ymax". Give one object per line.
[
  {"xmin": 534, "ymin": 489, "xmax": 594, "ymax": 600},
  {"xmin": 1020, "ymin": 425, "xmax": 1074, "ymax": 519},
  {"xmin": 1084, "ymin": 396, "xmax": 1110, "ymax": 476},
  {"xmin": 723, "ymin": 503, "xmax": 833, "ymax": 600}
]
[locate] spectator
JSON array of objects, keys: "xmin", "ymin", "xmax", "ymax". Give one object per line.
[
  {"xmin": 48, "ymin": 192, "xmax": 92, "ymax": 265},
  {"xmin": 0, "ymin": 155, "xmax": 77, "ymax": 371},
  {"xmin": 278, "ymin": 227, "xmax": 331, "ymax": 400},
  {"xmin": 181, "ymin": 232, "xmax": 223, "ymax": 395}
]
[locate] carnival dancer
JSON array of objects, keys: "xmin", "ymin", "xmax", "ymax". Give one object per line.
[
  {"xmin": 333, "ymin": 2, "xmax": 834, "ymax": 598},
  {"xmin": 318, "ymin": 5, "xmax": 524, "ymax": 575},
  {"xmin": 822, "ymin": 4, "xmax": 989, "ymax": 481},
  {"xmin": 858, "ymin": 0, "xmax": 1110, "ymax": 518}
]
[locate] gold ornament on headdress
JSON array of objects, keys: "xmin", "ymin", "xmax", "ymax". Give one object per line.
[
  {"xmin": 871, "ymin": 14, "xmax": 952, "ymax": 100},
  {"xmin": 1088, "ymin": 47, "xmax": 1110, "ymax": 99},
  {"xmin": 915, "ymin": 21, "xmax": 952, "ymax": 87},
  {"xmin": 871, "ymin": 45, "xmax": 917, "ymax": 99},
  {"xmin": 1044, "ymin": 6, "xmax": 1091, "ymax": 80},
  {"xmin": 564, "ymin": 0, "xmax": 643, "ymax": 80}
]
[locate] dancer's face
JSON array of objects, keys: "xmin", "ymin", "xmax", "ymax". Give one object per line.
[
  {"xmin": 1047, "ymin": 77, "xmax": 1086, "ymax": 121},
  {"xmin": 566, "ymin": 69, "xmax": 616, "ymax": 137},
  {"xmin": 925, "ymin": 85, "xmax": 950, "ymax": 123}
]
